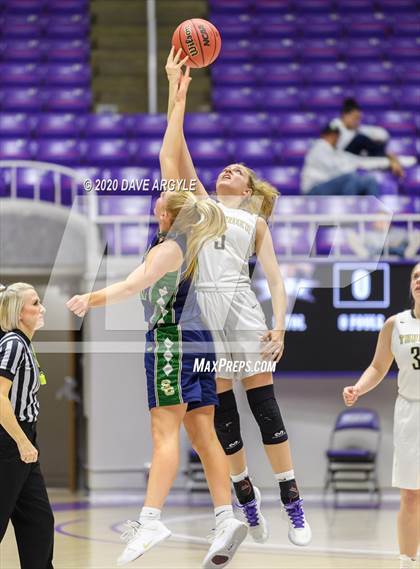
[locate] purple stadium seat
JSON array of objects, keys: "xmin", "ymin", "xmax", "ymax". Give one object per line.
[
  {"xmin": 210, "ymin": 14, "xmax": 253, "ymax": 38},
  {"xmin": 392, "ymin": 16, "xmax": 420, "ymax": 36},
  {"xmin": 212, "ymin": 63, "xmax": 258, "ymax": 86},
  {"xmin": 45, "ymin": 0, "xmax": 90, "ymax": 13},
  {"xmin": 0, "ymin": 138, "xmax": 32, "ymax": 159},
  {"xmin": 34, "ymin": 113, "xmax": 85, "ymax": 137},
  {"xmin": 0, "ymin": 62, "xmax": 42, "ymax": 85},
  {"xmin": 261, "ymin": 87, "xmax": 301, "ymax": 111},
  {"xmin": 343, "ymin": 38, "xmax": 385, "ymax": 60},
  {"xmin": 276, "ymin": 112, "xmax": 321, "ymax": 137},
  {"xmin": 195, "ymin": 167, "xmax": 220, "ymax": 192},
  {"xmin": 337, "ymin": 0, "xmax": 375, "ymax": 10},
  {"xmin": 84, "ymin": 114, "xmax": 129, "ymax": 138},
  {"xmin": 350, "ymin": 61, "xmax": 396, "ymax": 84},
  {"xmin": 85, "ymin": 139, "xmax": 132, "ymax": 167},
  {"xmin": 44, "ymin": 63, "xmax": 91, "ymax": 87},
  {"xmin": 1, "ymin": 39, "xmax": 43, "ymax": 61},
  {"xmin": 34, "ymin": 139, "xmax": 83, "ymax": 165},
  {"xmin": 301, "ymin": 86, "xmax": 348, "ymax": 111},
  {"xmin": 44, "ymin": 88, "xmax": 91, "ymax": 112},
  {"xmin": 132, "ymin": 138, "xmax": 162, "ymax": 167},
  {"xmin": 184, "ymin": 113, "xmax": 228, "ymax": 137},
  {"xmin": 297, "ymin": 15, "xmax": 342, "ymax": 37},
  {"xmin": 381, "ymin": 194, "xmax": 419, "ymax": 213},
  {"xmin": 353, "ymin": 85, "xmax": 394, "ymax": 109},
  {"xmin": 260, "ymin": 166, "xmax": 300, "ymax": 194},
  {"xmin": 44, "ymin": 14, "xmax": 90, "ymax": 39},
  {"xmin": 231, "ymin": 138, "xmax": 275, "ymax": 166},
  {"xmin": 364, "ymin": 111, "xmax": 417, "ymax": 136},
  {"xmin": 15, "ymin": 167, "xmax": 56, "ymax": 199},
  {"xmin": 45, "ymin": 39, "xmax": 90, "ymax": 62},
  {"xmin": 190, "ymin": 139, "xmax": 231, "ymax": 166},
  {"xmin": 274, "ymin": 138, "xmax": 313, "ymax": 166},
  {"xmin": 229, "ymin": 113, "xmax": 275, "ymax": 137},
  {"xmin": 130, "ymin": 114, "xmax": 167, "ymax": 137},
  {"xmin": 1, "ymin": 14, "xmax": 42, "ymax": 38},
  {"xmin": 300, "ymin": 39, "xmax": 340, "ymax": 61},
  {"xmin": 254, "ymin": 0, "xmax": 292, "ymax": 12},
  {"xmin": 255, "ymin": 14, "xmax": 298, "ymax": 37},
  {"xmin": 0, "ymin": 87, "xmax": 44, "ymax": 111},
  {"xmin": 396, "ymin": 86, "xmax": 420, "ymax": 111},
  {"xmin": 346, "ymin": 14, "xmax": 389, "ymax": 36},
  {"xmin": 295, "ymin": 0, "xmax": 335, "ymax": 12},
  {"xmin": 209, "ymin": 0, "xmax": 254, "ymax": 12},
  {"xmin": 0, "ymin": 113, "xmax": 32, "ymax": 137},
  {"xmin": 397, "ymin": 63, "xmax": 420, "ymax": 85},
  {"xmin": 403, "ymin": 167, "xmax": 420, "ymax": 196},
  {"xmin": 271, "ymin": 224, "xmax": 311, "ymax": 256},
  {"xmin": 386, "ymin": 38, "xmax": 420, "ymax": 60},
  {"xmin": 108, "ymin": 167, "xmax": 155, "ymax": 194},
  {"xmin": 259, "ymin": 63, "xmax": 302, "ymax": 86},
  {"xmin": 386, "ymin": 137, "xmax": 417, "ymax": 157},
  {"xmin": 2, "ymin": 1, "xmax": 46, "ymax": 13},
  {"xmin": 301, "ymin": 62, "xmax": 350, "ymax": 85},
  {"xmin": 99, "ymin": 195, "xmax": 152, "ymax": 216},
  {"xmin": 217, "ymin": 39, "xmax": 253, "ymax": 62},
  {"xmin": 371, "ymin": 171, "xmax": 399, "ymax": 195},
  {"xmin": 213, "ymin": 87, "xmax": 259, "ymax": 111},
  {"xmin": 377, "ymin": 0, "xmax": 419, "ymax": 11},
  {"xmin": 254, "ymin": 39, "xmax": 298, "ymax": 62}
]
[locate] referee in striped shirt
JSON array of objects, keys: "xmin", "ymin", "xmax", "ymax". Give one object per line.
[{"xmin": 0, "ymin": 282, "xmax": 54, "ymax": 569}]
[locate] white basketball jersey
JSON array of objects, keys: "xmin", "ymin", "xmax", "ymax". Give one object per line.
[
  {"xmin": 391, "ymin": 310, "xmax": 420, "ymax": 400},
  {"xmin": 197, "ymin": 202, "xmax": 258, "ymax": 290}
]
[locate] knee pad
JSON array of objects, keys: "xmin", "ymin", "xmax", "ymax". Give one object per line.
[
  {"xmin": 246, "ymin": 385, "xmax": 288, "ymax": 445},
  {"xmin": 214, "ymin": 390, "xmax": 244, "ymax": 455}
]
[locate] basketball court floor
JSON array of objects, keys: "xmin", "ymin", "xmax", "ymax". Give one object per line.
[{"xmin": 1, "ymin": 490, "xmax": 401, "ymax": 568}]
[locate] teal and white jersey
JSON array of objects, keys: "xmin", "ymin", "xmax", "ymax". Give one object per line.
[
  {"xmin": 140, "ymin": 231, "xmax": 202, "ymax": 329},
  {"xmin": 391, "ymin": 310, "xmax": 420, "ymax": 400}
]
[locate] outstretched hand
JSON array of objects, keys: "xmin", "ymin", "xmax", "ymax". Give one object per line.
[
  {"xmin": 66, "ymin": 294, "xmax": 90, "ymax": 317},
  {"xmin": 166, "ymin": 46, "xmax": 189, "ymax": 84},
  {"xmin": 176, "ymin": 66, "xmax": 192, "ymax": 102}
]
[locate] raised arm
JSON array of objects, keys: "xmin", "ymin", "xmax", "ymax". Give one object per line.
[
  {"xmin": 255, "ymin": 217, "xmax": 287, "ymax": 362},
  {"xmin": 343, "ymin": 316, "xmax": 395, "ymax": 406},
  {"xmin": 165, "ymin": 48, "xmax": 208, "ymax": 197},
  {"xmin": 66, "ymin": 240, "xmax": 183, "ymax": 317}
]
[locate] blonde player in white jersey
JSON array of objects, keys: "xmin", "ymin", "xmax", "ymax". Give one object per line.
[
  {"xmin": 343, "ymin": 263, "xmax": 420, "ymax": 569},
  {"xmin": 165, "ymin": 49, "xmax": 312, "ymax": 546}
]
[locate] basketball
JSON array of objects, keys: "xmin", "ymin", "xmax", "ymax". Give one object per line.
[{"xmin": 172, "ymin": 18, "xmax": 221, "ymax": 69}]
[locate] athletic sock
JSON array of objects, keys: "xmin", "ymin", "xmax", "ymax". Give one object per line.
[
  {"xmin": 214, "ymin": 505, "xmax": 234, "ymax": 526},
  {"xmin": 399, "ymin": 554, "xmax": 417, "ymax": 568},
  {"xmin": 275, "ymin": 470, "xmax": 300, "ymax": 504},
  {"xmin": 231, "ymin": 467, "xmax": 256, "ymax": 505},
  {"xmin": 139, "ymin": 506, "xmax": 161, "ymax": 523}
]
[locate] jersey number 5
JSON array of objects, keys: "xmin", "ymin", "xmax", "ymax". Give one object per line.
[
  {"xmin": 214, "ymin": 235, "xmax": 226, "ymax": 250},
  {"xmin": 411, "ymin": 346, "xmax": 420, "ymax": 370}
]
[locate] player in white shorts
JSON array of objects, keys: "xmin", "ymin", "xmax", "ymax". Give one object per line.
[
  {"xmin": 165, "ymin": 50, "xmax": 312, "ymax": 546},
  {"xmin": 343, "ymin": 262, "xmax": 420, "ymax": 569}
]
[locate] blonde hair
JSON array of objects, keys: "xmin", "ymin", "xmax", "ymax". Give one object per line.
[
  {"xmin": 240, "ymin": 165, "xmax": 280, "ymax": 220},
  {"xmin": 0, "ymin": 282, "xmax": 35, "ymax": 332},
  {"xmin": 164, "ymin": 191, "xmax": 227, "ymax": 280}
]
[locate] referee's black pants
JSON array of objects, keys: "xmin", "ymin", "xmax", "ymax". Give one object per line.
[{"xmin": 0, "ymin": 422, "xmax": 54, "ymax": 569}]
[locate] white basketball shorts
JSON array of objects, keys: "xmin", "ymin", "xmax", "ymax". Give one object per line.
[{"xmin": 392, "ymin": 395, "xmax": 420, "ymax": 490}]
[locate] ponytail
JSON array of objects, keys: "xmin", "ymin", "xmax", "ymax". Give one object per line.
[
  {"xmin": 165, "ymin": 192, "xmax": 226, "ymax": 280},
  {"xmin": 240, "ymin": 166, "xmax": 280, "ymax": 220}
]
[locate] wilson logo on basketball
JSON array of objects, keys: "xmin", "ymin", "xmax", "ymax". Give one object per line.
[
  {"xmin": 184, "ymin": 26, "xmax": 198, "ymax": 57},
  {"xmin": 198, "ymin": 24, "xmax": 210, "ymax": 47}
]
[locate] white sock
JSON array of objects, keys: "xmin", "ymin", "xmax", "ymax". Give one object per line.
[
  {"xmin": 214, "ymin": 505, "xmax": 234, "ymax": 525},
  {"xmin": 231, "ymin": 468, "xmax": 249, "ymax": 483},
  {"xmin": 275, "ymin": 469, "xmax": 295, "ymax": 482},
  {"xmin": 139, "ymin": 506, "xmax": 161, "ymax": 523},
  {"xmin": 399, "ymin": 554, "xmax": 417, "ymax": 567}
]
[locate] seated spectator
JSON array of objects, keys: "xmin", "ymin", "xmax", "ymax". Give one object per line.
[
  {"xmin": 301, "ymin": 125, "xmax": 395, "ymax": 196},
  {"xmin": 330, "ymin": 98, "xmax": 416, "ymax": 175}
]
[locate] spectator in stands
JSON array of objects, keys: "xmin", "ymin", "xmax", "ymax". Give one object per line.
[
  {"xmin": 301, "ymin": 125, "xmax": 395, "ymax": 196},
  {"xmin": 330, "ymin": 98, "xmax": 415, "ymax": 175}
]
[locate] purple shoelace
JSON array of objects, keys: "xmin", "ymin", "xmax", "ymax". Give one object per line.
[
  {"xmin": 284, "ymin": 499, "xmax": 305, "ymax": 529},
  {"xmin": 238, "ymin": 498, "xmax": 259, "ymax": 527}
]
